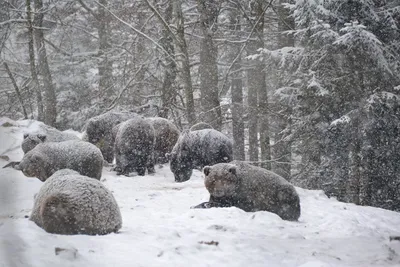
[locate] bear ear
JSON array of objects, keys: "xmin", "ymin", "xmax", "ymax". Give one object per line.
[
  {"xmin": 23, "ymin": 133, "xmax": 29, "ymax": 139},
  {"xmin": 37, "ymin": 134, "xmax": 47, "ymax": 142},
  {"xmin": 228, "ymin": 165, "xmax": 236, "ymax": 175},
  {"xmin": 203, "ymin": 166, "xmax": 211, "ymax": 176}
]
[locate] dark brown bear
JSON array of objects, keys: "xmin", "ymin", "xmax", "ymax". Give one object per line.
[
  {"xmin": 84, "ymin": 111, "xmax": 137, "ymax": 163},
  {"xmin": 145, "ymin": 117, "xmax": 180, "ymax": 164},
  {"xmin": 168, "ymin": 129, "xmax": 233, "ymax": 182},
  {"xmin": 30, "ymin": 169, "xmax": 122, "ymax": 235},
  {"xmin": 114, "ymin": 117, "xmax": 155, "ymax": 176},
  {"xmin": 190, "ymin": 122, "xmax": 213, "ymax": 131},
  {"xmin": 112, "ymin": 117, "xmax": 180, "ymax": 164},
  {"xmin": 16, "ymin": 140, "xmax": 103, "ymax": 181},
  {"xmin": 194, "ymin": 161, "xmax": 301, "ymax": 221}
]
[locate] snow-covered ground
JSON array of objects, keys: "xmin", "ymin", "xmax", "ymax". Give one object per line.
[{"xmin": 1, "ymin": 118, "xmax": 400, "ymax": 267}]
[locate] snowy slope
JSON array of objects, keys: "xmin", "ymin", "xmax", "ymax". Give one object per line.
[{"xmin": 1, "ymin": 118, "xmax": 400, "ymax": 267}]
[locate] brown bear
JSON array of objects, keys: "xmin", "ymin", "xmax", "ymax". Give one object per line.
[
  {"xmin": 168, "ymin": 129, "xmax": 233, "ymax": 182},
  {"xmin": 193, "ymin": 161, "xmax": 301, "ymax": 221},
  {"xmin": 84, "ymin": 111, "xmax": 137, "ymax": 163},
  {"xmin": 16, "ymin": 140, "xmax": 103, "ymax": 181},
  {"xmin": 145, "ymin": 117, "xmax": 180, "ymax": 164},
  {"xmin": 190, "ymin": 122, "xmax": 213, "ymax": 131},
  {"xmin": 30, "ymin": 169, "xmax": 122, "ymax": 235},
  {"xmin": 112, "ymin": 117, "xmax": 180, "ymax": 165},
  {"xmin": 114, "ymin": 117, "xmax": 155, "ymax": 176},
  {"xmin": 21, "ymin": 125, "xmax": 79, "ymax": 154}
]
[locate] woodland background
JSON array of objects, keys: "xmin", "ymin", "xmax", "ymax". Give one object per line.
[{"xmin": 1, "ymin": 0, "xmax": 400, "ymax": 211}]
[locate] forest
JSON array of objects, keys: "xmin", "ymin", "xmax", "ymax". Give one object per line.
[{"xmin": 1, "ymin": 0, "xmax": 400, "ymax": 212}]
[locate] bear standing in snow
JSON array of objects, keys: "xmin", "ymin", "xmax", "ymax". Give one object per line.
[
  {"xmin": 189, "ymin": 122, "xmax": 213, "ymax": 131},
  {"xmin": 84, "ymin": 111, "xmax": 137, "ymax": 163},
  {"xmin": 114, "ymin": 117, "xmax": 156, "ymax": 176},
  {"xmin": 145, "ymin": 117, "xmax": 180, "ymax": 164},
  {"xmin": 16, "ymin": 140, "xmax": 103, "ymax": 181},
  {"xmin": 194, "ymin": 161, "xmax": 301, "ymax": 221},
  {"xmin": 30, "ymin": 169, "xmax": 122, "ymax": 235},
  {"xmin": 168, "ymin": 129, "xmax": 233, "ymax": 182}
]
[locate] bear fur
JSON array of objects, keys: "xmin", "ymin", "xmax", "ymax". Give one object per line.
[
  {"xmin": 114, "ymin": 117, "xmax": 155, "ymax": 176},
  {"xmin": 17, "ymin": 140, "xmax": 103, "ymax": 181},
  {"xmin": 194, "ymin": 161, "xmax": 301, "ymax": 221},
  {"xmin": 145, "ymin": 117, "xmax": 180, "ymax": 164},
  {"xmin": 30, "ymin": 169, "xmax": 122, "ymax": 235},
  {"xmin": 190, "ymin": 122, "xmax": 213, "ymax": 131},
  {"xmin": 84, "ymin": 111, "xmax": 137, "ymax": 163},
  {"xmin": 168, "ymin": 129, "xmax": 233, "ymax": 182},
  {"xmin": 21, "ymin": 125, "xmax": 79, "ymax": 154}
]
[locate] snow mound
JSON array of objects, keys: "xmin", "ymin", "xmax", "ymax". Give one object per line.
[{"xmin": 1, "ymin": 118, "xmax": 400, "ymax": 267}]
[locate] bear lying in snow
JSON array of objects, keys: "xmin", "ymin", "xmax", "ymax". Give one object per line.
[
  {"xmin": 21, "ymin": 125, "xmax": 79, "ymax": 154},
  {"xmin": 193, "ymin": 161, "xmax": 301, "ymax": 221},
  {"xmin": 114, "ymin": 117, "xmax": 155, "ymax": 176},
  {"xmin": 30, "ymin": 169, "xmax": 122, "ymax": 235},
  {"xmin": 16, "ymin": 140, "xmax": 103, "ymax": 181},
  {"xmin": 84, "ymin": 111, "xmax": 137, "ymax": 163},
  {"xmin": 168, "ymin": 129, "xmax": 233, "ymax": 182},
  {"xmin": 2, "ymin": 124, "xmax": 80, "ymax": 169}
]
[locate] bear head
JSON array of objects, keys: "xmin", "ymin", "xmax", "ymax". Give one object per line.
[
  {"xmin": 18, "ymin": 151, "xmax": 52, "ymax": 182},
  {"xmin": 168, "ymin": 132, "xmax": 193, "ymax": 182},
  {"xmin": 21, "ymin": 133, "xmax": 47, "ymax": 154},
  {"xmin": 203, "ymin": 163, "xmax": 239, "ymax": 198}
]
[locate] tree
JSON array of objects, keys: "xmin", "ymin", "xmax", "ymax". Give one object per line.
[
  {"xmin": 246, "ymin": 0, "xmax": 271, "ymax": 167},
  {"xmin": 197, "ymin": 0, "xmax": 222, "ymax": 130},
  {"xmin": 26, "ymin": 0, "xmax": 43, "ymax": 121},
  {"xmin": 228, "ymin": 1, "xmax": 245, "ymax": 160},
  {"xmin": 173, "ymin": 0, "xmax": 196, "ymax": 126},
  {"xmin": 269, "ymin": 0, "xmax": 295, "ymax": 179},
  {"xmin": 33, "ymin": 0, "xmax": 57, "ymax": 126}
]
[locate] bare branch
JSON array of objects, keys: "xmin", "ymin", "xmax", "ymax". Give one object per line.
[
  {"xmin": 94, "ymin": 0, "xmax": 178, "ymax": 66},
  {"xmin": 143, "ymin": 0, "xmax": 179, "ymax": 44},
  {"xmin": 219, "ymin": 0, "xmax": 274, "ymax": 96},
  {"xmin": 77, "ymin": 0, "xmax": 100, "ymax": 20}
]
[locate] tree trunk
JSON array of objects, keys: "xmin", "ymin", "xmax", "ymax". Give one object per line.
[
  {"xmin": 272, "ymin": 0, "xmax": 295, "ymax": 179},
  {"xmin": 247, "ymin": 0, "xmax": 268, "ymax": 164},
  {"xmin": 229, "ymin": 4, "xmax": 245, "ymax": 160},
  {"xmin": 159, "ymin": 1, "xmax": 177, "ymax": 118},
  {"xmin": 347, "ymin": 134, "xmax": 361, "ymax": 204},
  {"xmin": 26, "ymin": 0, "xmax": 44, "ymax": 121},
  {"xmin": 97, "ymin": 0, "xmax": 113, "ymax": 99},
  {"xmin": 173, "ymin": 0, "xmax": 196, "ymax": 126},
  {"xmin": 197, "ymin": 0, "xmax": 221, "ymax": 130},
  {"xmin": 4, "ymin": 62, "xmax": 28, "ymax": 119},
  {"xmin": 33, "ymin": 0, "xmax": 57, "ymax": 126}
]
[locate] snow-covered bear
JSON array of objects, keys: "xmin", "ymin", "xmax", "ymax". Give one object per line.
[
  {"xmin": 21, "ymin": 125, "xmax": 79, "ymax": 154},
  {"xmin": 17, "ymin": 140, "xmax": 103, "ymax": 181},
  {"xmin": 145, "ymin": 117, "xmax": 180, "ymax": 164},
  {"xmin": 168, "ymin": 129, "xmax": 233, "ymax": 182},
  {"xmin": 84, "ymin": 111, "xmax": 137, "ymax": 163},
  {"xmin": 114, "ymin": 117, "xmax": 155, "ymax": 176},
  {"xmin": 30, "ymin": 169, "xmax": 122, "ymax": 235},
  {"xmin": 190, "ymin": 122, "xmax": 213, "ymax": 131},
  {"xmin": 194, "ymin": 161, "xmax": 301, "ymax": 221}
]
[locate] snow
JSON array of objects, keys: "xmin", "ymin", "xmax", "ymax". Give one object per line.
[
  {"xmin": 1, "ymin": 119, "xmax": 400, "ymax": 267},
  {"xmin": 330, "ymin": 115, "xmax": 351, "ymax": 126}
]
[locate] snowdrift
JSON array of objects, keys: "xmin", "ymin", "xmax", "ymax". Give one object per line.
[{"xmin": 0, "ymin": 118, "xmax": 399, "ymax": 267}]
